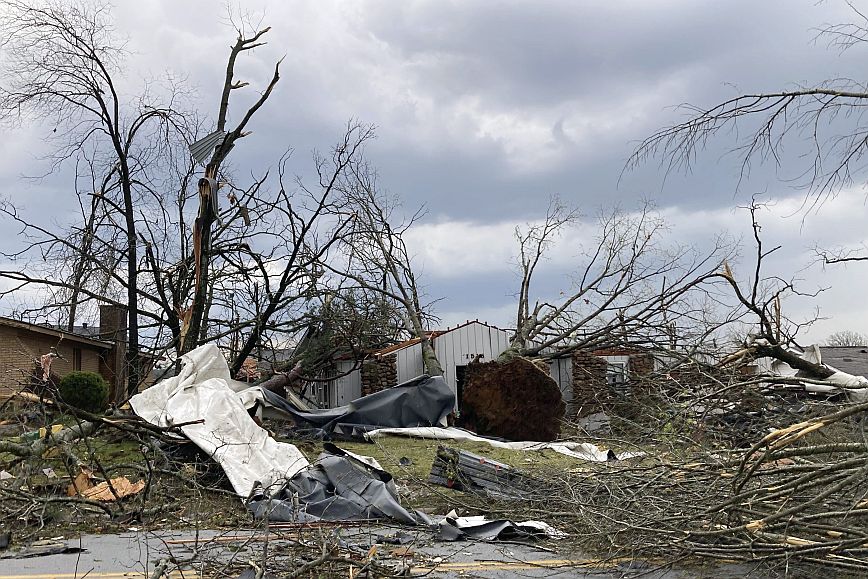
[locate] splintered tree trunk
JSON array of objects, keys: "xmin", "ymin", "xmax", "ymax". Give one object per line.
[
  {"xmin": 460, "ymin": 357, "xmax": 565, "ymax": 442},
  {"xmin": 183, "ymin": 171, "xmax": 218, "ymax": 354}
]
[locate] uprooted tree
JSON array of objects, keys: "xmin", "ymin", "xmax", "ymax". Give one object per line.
[
  {"xmin": 333, "ymin": 180, "xmax": 735, "ymax": 439},
  {"xmin": 461, "ymin": 198, "xmax": 732, "ymax": 440}
]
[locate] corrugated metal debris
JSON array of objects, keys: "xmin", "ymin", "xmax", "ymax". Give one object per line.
[
  {"xmin": 428, "ymin": 445, "xmax": 542, "ymax": 499},
  {"xmin": 189, "ymin": 130, "xmax": 227, "ymax": 164}
]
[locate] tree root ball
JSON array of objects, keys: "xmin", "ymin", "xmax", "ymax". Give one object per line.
[{"xmin": 460, "ymin": 357, "xmax": 565, "ymax": 442}]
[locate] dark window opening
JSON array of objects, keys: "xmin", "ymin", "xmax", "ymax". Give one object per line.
[
  {"xmin": 73, "ymin": 348, "xmax": 82, "ymax": 371},
  {"xmin": 455, "ymin": 365, "xmax": 467, "ymax": 411}
]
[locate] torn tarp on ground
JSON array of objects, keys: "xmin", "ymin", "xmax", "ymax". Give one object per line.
[
  {"xmin": 247, "ymin": 374, "xmax": 455, "ymax": 438},
  {"xmin": 249, "ymin": 445, "xmax": 562, "ymax": 541},
  {"xmin": 130, "ymin": 344, "xmax": 310, "ymax": 497},
  {"xmin": 129, "ymin": 346, "xmax": 563, "ymax": 536},
  {"xmin": 436, "ymin": 511, "xmax": 564, "ymax": 541},
  {"xmin": 249, "ymin": 443, "xmax": 430, "ymax": 525},
  {"xmin": 365, "ymin": 426, "xmax": 644, "ymax": 461}
]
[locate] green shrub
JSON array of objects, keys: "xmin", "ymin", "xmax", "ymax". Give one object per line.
[{"xmin": 58, "ymin": 371, "xmax": 109, "ymax": 413}]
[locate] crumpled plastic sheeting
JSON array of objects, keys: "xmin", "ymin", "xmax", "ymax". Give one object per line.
[
  {"xmin": 365, "ymin": 426, "xmax": 644, "ymax": 461},
  {"xmin": 249, "ymin": 446, "xmax": 562, "ymax": 540},
  {"xmin": 248, "ymin": 374, "xmax": 455, "ymax": 438},
  {"xmin": 249, "ymin": 444, "xmax": 430, "ymax": 525},
  {"xmin": 437, "ymin": 512, "xmax": 564, "ymax": 541},
  {"xmin": 130, "ymin": 344, "xmax": 310, "ymax": 498}
]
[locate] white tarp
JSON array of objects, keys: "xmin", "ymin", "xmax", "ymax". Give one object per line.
[
  {"xmin": 364, "ymin": 426, "xmax": 644, "ymax": 461},
  {"xmin": 130, "ymin": 344, "xmax": 310, "ymax": 498}
]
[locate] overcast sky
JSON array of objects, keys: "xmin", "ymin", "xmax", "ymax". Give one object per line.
[{"xmin": 2, "ymin": 0, "xmax": 868, "ymax": 344}]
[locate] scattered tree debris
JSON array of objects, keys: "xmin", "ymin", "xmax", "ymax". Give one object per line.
[{"xmin": 429, "ymin": 446, "xmax": 543, "ymax": 499}]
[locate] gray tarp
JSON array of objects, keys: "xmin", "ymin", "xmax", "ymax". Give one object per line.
[
  {"xmin": 249, "ymin": 446, "xmax": 561, "ymax": 541},
  {"xmin": 249, "ymin": 443, "xmax": 430, "ymax": 525},
  {"xmin": 251, "ymin": 375, "xmax": 455, "ymax": 438}
]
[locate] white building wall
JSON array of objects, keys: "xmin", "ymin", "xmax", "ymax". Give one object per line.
[
  {"xmin": 327, "ymin": 322, "xmax": 577, "ymax": 409},
  {"xmin": 548, "ymin": 356, "xmax": 573, "ymax": 399},
  {"xmin": 395, "ymin": 344, "xmax": 424, "ymax": 384},
  {"xmin": 432, "ymin": 322, "xmax": 513, "ymax": 404},
  {"xmin": 329, "ymin": 360, "xmax": 362, "ymax": 406}
]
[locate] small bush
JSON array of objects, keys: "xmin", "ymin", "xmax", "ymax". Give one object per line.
[{"xmin": 58, "ymin": 371, "xmax": 109, "ymax": 413}]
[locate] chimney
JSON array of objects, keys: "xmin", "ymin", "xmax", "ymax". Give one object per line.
[{"xmin": 99, "ymin": 304, "xmax": 128, "ymax": 343}]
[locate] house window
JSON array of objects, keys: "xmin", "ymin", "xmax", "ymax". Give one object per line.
[
  {"xmin": 604, "ymin": 356, "xmax": 630, "ymax": 396},
  {"xmin": 73, "ymin": 348, "xmax": 82, "ymax": 371}
]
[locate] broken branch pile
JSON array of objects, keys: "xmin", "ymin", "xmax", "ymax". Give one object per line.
[{"xmin": 464, "ymin": 399, "xmax": 868, "ymax": 573}]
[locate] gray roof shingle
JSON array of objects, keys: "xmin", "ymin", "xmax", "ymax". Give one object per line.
[{"xmin": 820, "ymin": 346, "xmax": 868, "ymax": 378}]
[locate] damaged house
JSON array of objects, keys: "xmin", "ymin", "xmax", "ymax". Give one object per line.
[{"xmin": 317, "ymin": 320, "xmax": 657, "ymax": 416}]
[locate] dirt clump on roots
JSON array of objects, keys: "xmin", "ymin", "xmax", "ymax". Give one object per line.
[{"xmin": 460, "ymin": 357, "xmax": 565, "ymax": 442}]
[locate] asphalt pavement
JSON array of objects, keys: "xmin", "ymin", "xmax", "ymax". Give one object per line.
[{"xmin": 0, "ymin": 527, "xmax": 763, "ymax": 578}]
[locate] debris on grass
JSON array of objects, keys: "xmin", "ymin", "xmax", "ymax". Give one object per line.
[{"xmin": 429, "ymin": 445, "xmax": 542, "ymax": 499}]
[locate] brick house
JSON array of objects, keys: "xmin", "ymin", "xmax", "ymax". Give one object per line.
[
  {"xmin": 319, "ymin": 320, "xmax": 657, "ymax": 417},
  {"xmin": 0, "ymin": 305, "xmax": 129, "ymax": 400},
  {"xmin": 550, "ymin": 347, "xmax": 656, "ymax": 418}
]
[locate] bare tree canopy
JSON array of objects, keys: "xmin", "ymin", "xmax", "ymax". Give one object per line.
[
  {"xmin": 626, "ymin": 2, "xmax": 868, "ymax": 266},
  {"xmin": 505, "ymin": 198, "xmax": 733, "ymax": 361},
  {"xmin": 0, "ymin": 0, "xmax": 199, "ymax": 393},
  {"xmin": 328, "ymin": 160, "xmax": 444, "ymax": 376},
  {"xmin": 0, "ymin": 2, "xmax": 377, "ymax": 395},
  {"xmin": 825, "ymin": 330, "xmax": 868, "ymax": 346}
]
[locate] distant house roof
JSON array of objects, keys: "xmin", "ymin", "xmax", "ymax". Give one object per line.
[
  {"xmin": 374, "ymin": 331, "xmax": 442, "ymax": 356},
  {"xmin": 0, "ymin": 316, "xmax": 113, "ymax": 349},
  {"xmin": 821, "ymin": 346, "xmax": 868, "ymax": 378}
]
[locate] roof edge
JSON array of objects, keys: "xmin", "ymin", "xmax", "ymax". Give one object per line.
[{"xmin": 0, "ymin": 316, "xmax": 114, "ymax": 348}]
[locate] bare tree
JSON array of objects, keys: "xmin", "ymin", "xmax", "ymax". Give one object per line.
[
  {"xmin": 627, "ymin": 3, "xmax": 868, "ymax": 265},
  {"xmin": 329, "ymin": 161, "xmax": 444, "ymax": 376},
  {"xmin": 0, "ymin": 2, "xmax": 373, "ymax": 395},
  {"xmin": 711, "ymin": 200, "xmax": 844, "ymax": 381},
  {"xmin": 826, "ymin": 330, "xmax": 868, "ymax": 346},
  {"xmin": 0, "ymin": 0, "xmax": 201, "ymax": 392},
  {"xmin": 504, "ymin": 199, "xmax": 732, "ymax": 361},
  {"xmin": 221, "ymin": 124, "xmax": 373, "ymax": 377}
]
